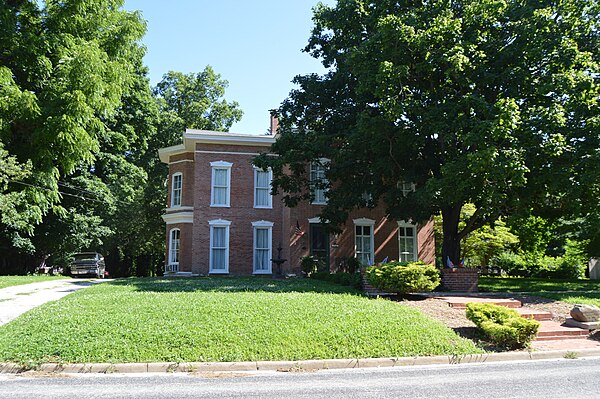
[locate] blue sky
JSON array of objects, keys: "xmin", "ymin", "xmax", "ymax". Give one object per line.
[{"xmin": 124, "ymin": 0, "xmax": 334, "ymax": 134}]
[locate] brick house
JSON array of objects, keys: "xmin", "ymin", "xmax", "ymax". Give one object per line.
[{"xmin": 158, "ymin": 124, "xmax": 435, "ymax": 276}]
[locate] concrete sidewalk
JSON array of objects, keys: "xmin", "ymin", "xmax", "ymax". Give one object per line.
[{"xmin": 0, "ymin": 279, "xmax": 101, "ymax": 326}]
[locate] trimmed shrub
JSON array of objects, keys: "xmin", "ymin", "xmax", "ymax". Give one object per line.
[
  {"xmin": 466, "ymin": 303, "xmax": 540, "ymax": 348},
  {"xmin": 311, "ymin": 272, "xmax": 362, "ymax": 289},
  {"xmin": 366, "ymin": 261, "xmax": 440, "ymax": 294}
]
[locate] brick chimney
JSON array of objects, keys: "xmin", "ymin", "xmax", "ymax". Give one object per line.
[{"xmin": 269, "ymin": 111, "xmax": 279, "ymax": 135}]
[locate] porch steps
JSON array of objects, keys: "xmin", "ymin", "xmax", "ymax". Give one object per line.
[
  {"xmin": 514, "ymin": 308, "xmax": 553, "ymax": 321},
  {"xmin": 435, "ymin": 296, "xmax": 522, "ymax": 310},
  {"xmin": 534, "ymin": 321, "xmax": 591, "ymax": 341}
]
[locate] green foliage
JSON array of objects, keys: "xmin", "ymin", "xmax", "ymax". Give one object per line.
[
  {"xmin": 366, "ymin": 261, "xmax": 440, "ymax": 293},
  {"xmin": 466, "ymin": 303, "xmax": 539, "ymax": 349},
  {"xmin": 300, "ymin": 256, "xmax": 318, "ymax": 276},
  {"xmin": 257, "ymin": 0, "xmax": 600, "ymax": 270},
  {"xmin": 479, "ymin": 276, "xmax": 600, "ymax": 293},
  {"xmin": 434, "ymin": 204, "xmax": 519, "ymax": 266},
  {"xmin": 310, "ymin": 272, "xmax": 362, "ymax": 289},
  {"xmin": 492, "ymin": 241, "xmax": 587, "ymax": 279},
  {"xmin": 0, "ymin": 277, "xmax": 481, "ymax": 363}
]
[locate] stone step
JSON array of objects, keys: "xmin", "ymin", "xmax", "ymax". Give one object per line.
[
  {"xmin": 534, "ymin": 320, "xmax": 590, "ymax": 341},
  {"xmin": 436, "ymin": 296, "xmax": 522, "ymax": 309},
  {"xmin": 515, "ymin": 308, "xmax": 553, "ymax": 321}
]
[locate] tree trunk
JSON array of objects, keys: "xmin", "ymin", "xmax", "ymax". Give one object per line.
[{"xmin": 441, "ymin": 205, "xmax": 462, "ymax": 267}]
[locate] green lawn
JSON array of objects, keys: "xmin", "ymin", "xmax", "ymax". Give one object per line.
[
  {"xmin": 0, "ymin": 277, "xmax": 481, "ymax": 364},
  {"xmin": 479, "ymin": 276, "xmax": 600, "ymax": 293},
  {"xmin": 0, "ymin": 275, "xmax": 67, "ymax": 290}
]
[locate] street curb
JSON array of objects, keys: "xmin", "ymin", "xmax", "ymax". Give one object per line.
[{"xmin": 3, "ymin": 348, "xmax": 600, "ymax": 375}]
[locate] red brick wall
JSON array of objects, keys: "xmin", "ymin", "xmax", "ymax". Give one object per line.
[
  {"xmin": 191, "ymin": 142, "xmax": 284, "ymax": 275},
  {"xmin": 163, "ymin": 140, "xmax": 437, "ymax": 276}
]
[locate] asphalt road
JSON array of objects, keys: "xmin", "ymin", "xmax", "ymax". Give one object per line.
[{"xmin": 2, "ymin": 357, "xmax": 600, "ymax": 399}]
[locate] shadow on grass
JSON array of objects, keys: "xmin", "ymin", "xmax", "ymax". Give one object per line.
[
  {"xmin": 452, "ymin": 326, "xmax": 506, "ymax": 352},
  {"xmin": 105, "ymin": 276, "xmax": 363, "ymax": 295}
]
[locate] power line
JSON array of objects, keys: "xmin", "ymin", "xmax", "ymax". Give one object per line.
[{"xmin": 9, "ymin": 180, "xmax": 121, "ymax": 206}]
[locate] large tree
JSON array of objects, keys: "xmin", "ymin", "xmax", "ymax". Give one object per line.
[
  {"xmin": 257, "ymin": 0, "xmax": 600, "ymax": 266},
  {"xmin": 0, "ymin": 0, "xmax": 147, "ymax": 262}
]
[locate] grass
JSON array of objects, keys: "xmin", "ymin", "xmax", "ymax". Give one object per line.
[
  {"xmin": 0, "ymin": 275, "xmax": 67, "ymax": 290},
  {"xmin": 0, "ymin": 277, "xmax": 482, "ymax": 364},
  {"xmin": 479, "ymin": 276, "xmax": 600, "ymax": 293}
]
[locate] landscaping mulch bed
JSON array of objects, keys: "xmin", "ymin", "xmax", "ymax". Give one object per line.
[{"xmin": 398, "ymin": 294, "xmax": 577, "ymax": 351}]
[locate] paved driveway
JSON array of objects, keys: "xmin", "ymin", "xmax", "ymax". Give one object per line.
[{"xmin": 0, "ymin": 279, "xmax": 104, "ymax": 326}]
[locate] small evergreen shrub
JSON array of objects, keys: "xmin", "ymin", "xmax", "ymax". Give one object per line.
[
  {"xmin": 466, "ymin": 303, "xmax": 540, "ymax": 348},
  {"xmin": 301, "ymin": 256, "xmax": 318, "ymax": 276},
  {"xmin": 366, "ymin": 261, "xmax": 440, "ymax": 294}
]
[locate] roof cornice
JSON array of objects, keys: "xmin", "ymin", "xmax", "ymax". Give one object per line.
[{"xmin": 158, "ymin": 130, "xmax": 275, "ymax": 164}]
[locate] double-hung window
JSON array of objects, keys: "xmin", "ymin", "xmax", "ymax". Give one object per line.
[
  {"xmin": 354, "ymin": 218, "xmax": 375, "ymax": 266},
  {"xmin": 398, "ymin": 221, "xmax": 417, "ymax": 262},
  {"xmin": 209, "ymin": 220, "xmax": 231, "ymax": 273},
  {"xmin": 254, "ymin": 168, "xmax": 272, "ymax": 208},
  {"xmin": 211, "ymin": 161, "xmax": 232, "ymax": 207},
  {"xmin": 310, "ymin": 160, "xmax": 328, "ymax": 205},
  {"xmin": 252, "ymin": 221, "xmax": 273, "ymax": 274},
  {"xmin": 167, "ymin": 228, "xmax": 180, "ymax": 272},
  {"xmin": 171, "ymin": 173, "xmax": 182, "ymax": 207}
]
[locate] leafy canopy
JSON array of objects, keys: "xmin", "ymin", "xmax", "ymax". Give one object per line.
[{"xmin": 257, "ymin": 0, "xmax": 600, "ymax": 264}]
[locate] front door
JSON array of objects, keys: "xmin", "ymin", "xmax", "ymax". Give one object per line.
[{"xmin": 309, "ymin": 224, "xmax": 330, "ymax": 272}]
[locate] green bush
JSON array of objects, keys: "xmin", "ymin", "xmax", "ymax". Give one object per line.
[
  {"xmin": 301, "ymin": 256, "xmax": 318, "ymax": 276},
  {"xmin": 311, "ymin": 272, "xmax": 362, "ymax": 289},
  {"xmin": 466, "ymin": 303, "xmax": 540, "ymax": 348},
  {"xmin": 366, "ymin": 261, "xmax": 440, "ymax": 294},
  {"xmin": 492, "ymin": 252, "xmax": 529, "ymax": 276}
]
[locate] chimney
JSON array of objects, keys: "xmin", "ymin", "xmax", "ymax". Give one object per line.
[{"xmin": 269, "ymin": 110, "xmax": 279, "ymax": 135}]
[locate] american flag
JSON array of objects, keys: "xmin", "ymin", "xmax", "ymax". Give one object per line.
[{"xmin": 295, "ymin": 221, "xmax": 304, "ymax": 236}]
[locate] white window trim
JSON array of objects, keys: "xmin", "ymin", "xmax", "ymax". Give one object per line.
[
  {"xmin": 253, "ymin": 167, "xmax": 273, "ymax": 209},
  {"xmin": 167, "ymin": 228, "xmax": 180, "ymax": 273},
  {"xmin": 252, "ymin": 221, "xmax": 273, "ymax": 274},
  {"xmin": 209, "ymin": 219, "xmax": 231, "ymax": 274},
  {"xmin": 171, "ymin": 172, "xmax": 183, "ymax": 208},
  {"xmin": 353, "ymin": 218, "xmax": 375, "ymax": 265},
  {"xmin": 210, "ymin": 161, "xmax": 232, "ymax": 207},
  {"xmin": 397, "ymin": 220, "xmax": 418, "ymax": 262},
  {"xmin": 310, "ymin": 159, "xmax": 329, "ymax": 205}
]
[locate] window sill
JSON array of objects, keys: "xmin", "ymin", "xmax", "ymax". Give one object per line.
[{"xmin": 210, "ymin": 204, "xmax": 230, "ymax": 208}]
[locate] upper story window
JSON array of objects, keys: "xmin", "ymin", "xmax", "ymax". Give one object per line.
[
  {"xmin": 310, "ymin": 160, "xmax": 328, "ymax": 205},
  {"xmin": 398, "ymin": 221, "xmax": 417, "ymax": 262},
  {"xmin": 254, "ymin": 167, "xmax": 272, "ymax": 208},
  {"xmin": 210, "ymin": 161, "xmax": 232, "ymax": 207},
  {"xmin": 171, "ymin": 173, "xmax": 182, "ymax": 207},
  {"xmin": 400, "ymin": 182, "xmax": 415, "ymax": 197}
]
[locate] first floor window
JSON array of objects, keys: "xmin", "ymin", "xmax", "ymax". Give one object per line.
[
  {"xmin": 398, "ymin": 222, "xmax": 417, "ymax": 262},
  {"xmin": 354, "ymin": 218, "xmax": 375, "ymax": 266},
  {"xmin": 355, "ymin": 225, "xmax": 373, "ymax": 265},
  {"xmin": 253, "ymin": 221, "xmax": 273, "ymax": 274},
  {"xmin": 209, "ymin": 220, "xmax": 230, "ymax": 273},
  {"xmin": 168, "ymin": 228, "xmax": 180, "ymax": 272}
]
